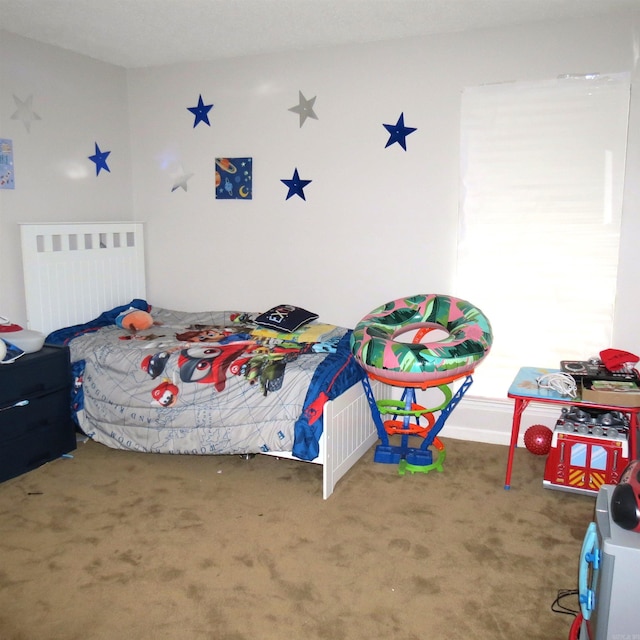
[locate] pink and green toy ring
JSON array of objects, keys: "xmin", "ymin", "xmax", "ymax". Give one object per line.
[{"xmin": 350, "ymin": 294, "xmax": 492, "ymax": 384}]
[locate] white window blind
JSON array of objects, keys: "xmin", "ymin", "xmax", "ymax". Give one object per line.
[{"xmin": 456, "ymin": 73, "xmax": 630, "ymax": 398}]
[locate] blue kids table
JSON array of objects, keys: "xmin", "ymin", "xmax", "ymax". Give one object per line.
[{"xmin": 505, "ymin": 367, "xmax": 640, "ymax": 489}]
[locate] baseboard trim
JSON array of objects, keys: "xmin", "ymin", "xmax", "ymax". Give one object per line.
[
  {"xmin": 440, "ymin": 395, "xmax": 563, "ymax": 447},
  {"xmin": 387, "ymin": 385, "xmax": 566, "ymax": 448}
]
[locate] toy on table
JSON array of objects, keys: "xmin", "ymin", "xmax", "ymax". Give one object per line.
[{"xmin": 599, "ymin": 348, "xmax": 639, "ymax": 373}]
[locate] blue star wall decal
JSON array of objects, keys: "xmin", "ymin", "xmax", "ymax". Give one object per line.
[
  {"xmin": 187, "ymin": 94, "xmax": 214, "ymax": 127},
  {"xmin": 88, "ymin": 142, "xmax": 111, "ymax": 175},
  {"xmin": 281, "ymin": 168, "xmax": 312, "ymax": 201},
  {"xmin": 383, "ymin": 112, "xmax": 417, "ymax": 151}
]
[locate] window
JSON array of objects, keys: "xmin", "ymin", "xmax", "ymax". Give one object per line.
[{"xmin": 456, "ymin": 74, "xmax": 630, "ymax": 398}]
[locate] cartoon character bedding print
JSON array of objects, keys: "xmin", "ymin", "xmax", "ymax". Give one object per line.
[
  {"xmin": 138, "ymin": 322, "xmax": 332, "ymax": 402},
  {"xmin": 51, "ymin": 305, "xmax": 362, "ymax": 460}
]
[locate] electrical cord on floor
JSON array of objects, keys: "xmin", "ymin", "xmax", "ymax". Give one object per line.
[{"xmin": 551, "ymin": 588, "xmax": 580, "ymax": 618}]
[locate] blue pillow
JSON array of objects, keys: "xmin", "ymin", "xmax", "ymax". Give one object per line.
[{"xmin": 255, "ymin": 305, "xmax": 318, "ymax": 332}]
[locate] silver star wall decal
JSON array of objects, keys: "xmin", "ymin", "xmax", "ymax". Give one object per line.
[
  {"xmin": 288, "ymin": 91, "xmax": 318, "ymax": 128},
  {"xmin": 171, "ymin": 165, "xmax": 195, "ymax": 192},
  {"xmin": 11, "ymin": 94, "xmax": 42, "ymax": 132}
]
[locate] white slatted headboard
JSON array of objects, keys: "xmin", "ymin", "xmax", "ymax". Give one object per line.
[{"xmin": 20, "ymin": 222, "xmax": 146, "ymax": 335}]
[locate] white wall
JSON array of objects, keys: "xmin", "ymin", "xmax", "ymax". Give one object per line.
[
  {"xmin": 2, "ymin": 13, "xmax": 640, "ymax": 444},
  {"xmin": 127, "ymin": 14, "xmax": 640, "ymax": 338},
  {"xmin": 128, "ymin": 38, "xmax": 467, "ymax": 321},
  {"xmin": 0, "ymin": 31, "xmax": 133, "ymax": 324},
  {"xmin": 125, "ymin": 13, "xmax": 640, "ymax": 443}
]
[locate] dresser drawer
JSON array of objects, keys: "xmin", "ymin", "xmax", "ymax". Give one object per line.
[
  {"xmin": 0, "ymin": 391, "xmax": 76, "ymax": 483},
  {"xmin": 0, "ymin": 345, "xmax": 76, "ymax": 483},
  {"xmin": 0, "ymin": 420, "xmax": 75, "ymax": 482},
  {"xmin": 0, "ymin": 346, "xmax": 70, "ymax": 406},
  {"xmin": 0, "ymin": 390, "xmax": 72, "ymax": 439}
]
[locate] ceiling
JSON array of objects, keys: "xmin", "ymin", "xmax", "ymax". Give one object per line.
[{"xmin": 0, "ymin": 0, "xmax": 637, "ymax": 69}]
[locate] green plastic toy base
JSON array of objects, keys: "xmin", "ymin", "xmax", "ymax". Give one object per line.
[{"xmin": 398, "ymin": 445, "xmax": 446, "ymax": 476}]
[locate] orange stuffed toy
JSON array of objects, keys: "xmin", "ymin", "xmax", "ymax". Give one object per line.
[{"xmin": 116, "ymin": 308, "xmax": 154, "ymax": 332}]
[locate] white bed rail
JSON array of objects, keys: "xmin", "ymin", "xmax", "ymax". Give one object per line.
[{"xmin": 262, "ymin": 377, "xmax": 381, "ymax": 499}]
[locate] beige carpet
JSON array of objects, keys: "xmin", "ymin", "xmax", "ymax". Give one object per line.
[{"xmin": 0, "ymin": 436, "xmax": 594, "ymax": 640}]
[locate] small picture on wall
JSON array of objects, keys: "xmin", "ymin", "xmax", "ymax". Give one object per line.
[
  {"xmin": 0, "ymin": 139, "xmax": 15, "ymax": 189},
  {"xmin": 215, "ymin": 157, "xmax": 252, "ymax": 199}
]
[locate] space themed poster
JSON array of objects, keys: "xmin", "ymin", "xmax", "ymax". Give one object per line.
[{"xmin": 215, "ymin": 157, "xmax": 252, "ymax": 199}]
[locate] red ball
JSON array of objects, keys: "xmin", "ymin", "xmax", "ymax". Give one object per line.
[{"xmin": 524, "ymin": 424, "xmax": 553, "ymax": 455}]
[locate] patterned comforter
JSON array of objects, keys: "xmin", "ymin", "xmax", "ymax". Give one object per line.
[{"xmin": 47, "ymin": 303, "xmax": 365, "ymax": 461}]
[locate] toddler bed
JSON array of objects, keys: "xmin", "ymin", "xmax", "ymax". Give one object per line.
[{"xmin": 20, "ymin": 222, "xmax": 380, "ymax": 498}]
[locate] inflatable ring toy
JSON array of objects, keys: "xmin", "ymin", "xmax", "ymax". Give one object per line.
[{"xmin": 350, "ymin": 294, "xmax": 492, "ymax": 384}]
